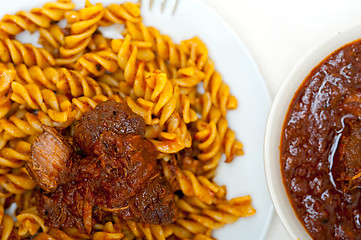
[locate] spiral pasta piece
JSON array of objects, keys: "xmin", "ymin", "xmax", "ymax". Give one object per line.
[
  {"xmin": 175, "ymin": 169, "xmax": 217, "ymax": 205},
  {"xmin": 56, "ymin": 68, "xmax": 105, "ymax": 97},
  {"xmin": 0, "ymin": 0, "xmax": 75, "ymax": 36},
  {"xmin": 0, "ymin": 38, "xmax": 55, "ymax": 68},
  {"xmin": 0, "ymin": 110, "xmax": 41, "ymax": 141},
  {"xmin": 205, "ymin": 71, "xmax": 237, "ymax": 117},
  {"xmin": 0, "ymin": 69, "xmax": 16, "ymax": 119},
  {"xmin": 122, "ymin": 25, "xmax": 165, "ymax": 59},
  {"xmin": 14, "ymin": 64, "xmax": 58, "ymax": 91},
  {"xmin": 32, "ymin": 230, "xmax": 75, "ymax": 240},
  {"xmin": 0, "ymin": 168, "xmax": 36, "ymax": 197},
  {"xmin": 39, "ymin": 24, "xmax": 66, "ymax": 55},
  {"xmin": 122, "ymin": 24, "xmax": 196, "ymax": 75},
  {"xmin": 90, "ymin": 221, "xmax": 124, "ymax": 240},
  {"xmin": 16, "ymin": 207, "xmax": 49, "ymax": 237},
  {"xmin": 88, "ymin": 33, "xmax": 112, "ymax": 52},
  {"xmin": 0, "ymin": 91, "xmax": 12, "ymax": 121},
  {"xmin": 75, "ymin": 50, "xmax": 118, "ymax": 76},
  {"xmin": 180, "ymin": 94, "xmax": 198, "ymax": 124},
  {"xmin": 123, "ymin": 219, "xmax": 173, "ymax": 240},
  {"xmin": 144, "ymin": 71, "xmax": 175, "ymax": 124},
  {"xmin": 56, "ymin": 0, "xmax": 104, "ymax": 65},
  {"xmin": 10, "ymin": 82, "xmax": 75, "ymax": 123},
  {"xmin": 12, "ymin": 190, "xmax": 36, "ymax": 214},
  {"xmin": 176, "ymin": 194, "xmax": 255, "ymax": 232},
  {"xmin": 112, "ymin": 35, "xmax": 139, "ymax": 85},
  {"xmin": 0, "ymin": 197, "xmax": 14, "ymax": 240},
  {"xmin": 217, "ymin": 118, "xmax": 244, "ymax": 162},
  {"xmin": 12, "ymin": 64, "xmax": 113, "ymax": 99},
  {"xmin": 195, "ymin": 121, "xmax": 221, "ymax": 163},
  {"xmin": 100, "ymin": 2, "xmax": 141, "ymax": 26},
  {"xmin": 121, "ymin": 69, "xmax": 192, "ymax": 154},
  {"xmin": 0, "ymin": 139, "xmax": 31, "ymax": 174},
  {"xmin": 150, "ymin": 111, "xmax": 192, "ymax": 154},
  {"xmin": 0, "ymin": 107, "xmax": 76, "ymax": 144},
  {"xmin": 198, "ymin": 92, "xmax": 217, "ymax": 122}
]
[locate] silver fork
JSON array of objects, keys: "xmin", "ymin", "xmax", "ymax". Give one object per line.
[{"xmin": 147, "ymin": 0, "xmax": 179, "ymax": 16}]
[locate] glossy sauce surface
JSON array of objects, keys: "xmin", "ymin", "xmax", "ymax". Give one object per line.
[{"xmin": 281, "ymin": 40, "xmax": 361, "ymax": 239}]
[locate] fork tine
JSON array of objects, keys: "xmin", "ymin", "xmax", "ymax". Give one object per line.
[
  {"xmin": 147, "ymin": 0, "xmax": 178, "ymax": 16},
  {"xmin": 161, "ymin": 0, "xmax": 178, "ymax": 16},
  {"xmin": 171, "ymin": 0, "xmax": 178, "ymax": 16},
  {"xmin": 149, "ymin": 0, "xmax": 155, "ymax": 10},
  {"xmin": 160, "ymin": 0, "xmax": 167, "ymax": 13}
]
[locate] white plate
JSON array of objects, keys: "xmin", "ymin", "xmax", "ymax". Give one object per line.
[{"xmin": 3, "ymin": 0, "xmax": 273, "ymax": 239}]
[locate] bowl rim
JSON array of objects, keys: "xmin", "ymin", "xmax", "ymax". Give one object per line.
[{"xmin": 264, "ymin": 23, "xmax": 361, "ymax": 240}]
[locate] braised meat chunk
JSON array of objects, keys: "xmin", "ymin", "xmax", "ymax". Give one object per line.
[
  {"xmin": 28, "ymin": 100, "xmax": 178, "ymax": 233},
  {"xmin": 26, "ymin": 125, "xmax": 73, "ymax": 193},
  {"xmin": 127, "ymin": 174, "xmax": 178, "ymax": 224},
  {"xmin": 333, "ymin": 119, "xmax": 361, "ymax": 191},
  {"xmin": 74, "ymin": 100, "xmax": 146, "ymax": 156}
]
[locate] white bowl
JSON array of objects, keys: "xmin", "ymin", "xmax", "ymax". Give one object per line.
[{"xmin": 264, "ymin": 24, "xmax": 361, "ymax": 239}]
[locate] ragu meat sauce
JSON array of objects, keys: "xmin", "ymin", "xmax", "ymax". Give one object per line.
[{"xmin": 281, "ymin": 40, "xmax": 361, "ymax": 239}]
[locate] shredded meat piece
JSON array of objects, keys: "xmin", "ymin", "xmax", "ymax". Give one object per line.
[
  {"xmin": 26, "ymin": 125, "xmax": 73, "ymax": 193},
  {"xmin": 333, "ymin": 119, "xmax": 361, "ymax": 191},
  {"xmin": 330, "ymin": 92, "xmax": 361, "ymax": 191},
  {"xmin": 28, "ymin": 100, "xmax": 178, "ymax": 233}
]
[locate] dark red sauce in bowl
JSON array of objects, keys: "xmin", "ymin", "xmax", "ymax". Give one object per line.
[{"xmin": 281, "ymin": 39, "xmax": 361, "ymax": 239}]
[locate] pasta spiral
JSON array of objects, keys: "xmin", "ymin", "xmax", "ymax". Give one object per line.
[
  {"xmin": 0, "ymin": 38, "xmax": 55, "ymax": 68},
  {"xmin": 217, "ymin": 118, "xmax": 244, "ymax": 163},
  {"xmin": 0, "ymin": 198, "xmax": 14, "ymax": 240},
  {"xmin": 0, "ymin": 110, "xmax": 41, "ymax": 141},
  {"xmin": 121, "ymin": 219, "xmax": 173, "ymax": 240},
  {"xmin": 39, "ymin": 24, "xmax": 66, "ymax": 56},
  {"xmin": 203, "ymin": 67, "xmax": 238, "ymax": 117},
  {"xmin": 0, "ymin": 0, "xmax": 75, "ymax": 36},
  {"xmin": 16, "ymin": 207, "xmax": 49, "ymax": 237},
  {"xmin": 13, "ymin": 64, "xmax": 58, "ymax": 91},
  {"xmin": 11, "ymin": 64, "xmax": 114, "ymax": 99},
  {"xmin": 56, "ymin": 0, "xmax": 104, "ymax": 65},
  {"xmin": 176, "ymin": 195, "xmax": 255, "ymax": 231},
  {"xmin": 75, "ymin": 50, "xmax": 118, "ymax": 76},
  {"xmin": 100, "ymin": 2, "xmax": 141, "ymax": 26},
  {"xmin": 88, "ymin": 33, "xmax": 112, "ymax": 52},
  {"xmin": 0, "ymin": 69, "xmax": 16, "ymax": 119},
  {"xmin": 0, "ymin": 168, "xmax": 36, "ymax": 198},
  {"xmin": 124, "ymin": 70, "xmax": 192, "ymax": 154},
  {"xmin": 10, "ymin": 82, "xmax": 75, "ymax": 123},
  {"xmin": 56, "ymin": 68, "xmax": 105, "ymax": 97},
  {"xmin": 90, "ymin": 34, "xmax": 141, "ymax": 84}
]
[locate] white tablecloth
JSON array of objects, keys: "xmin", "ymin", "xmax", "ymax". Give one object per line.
[{"xmin": 202, "ymin": 0, "xmax": 361, "ymax": 239}]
